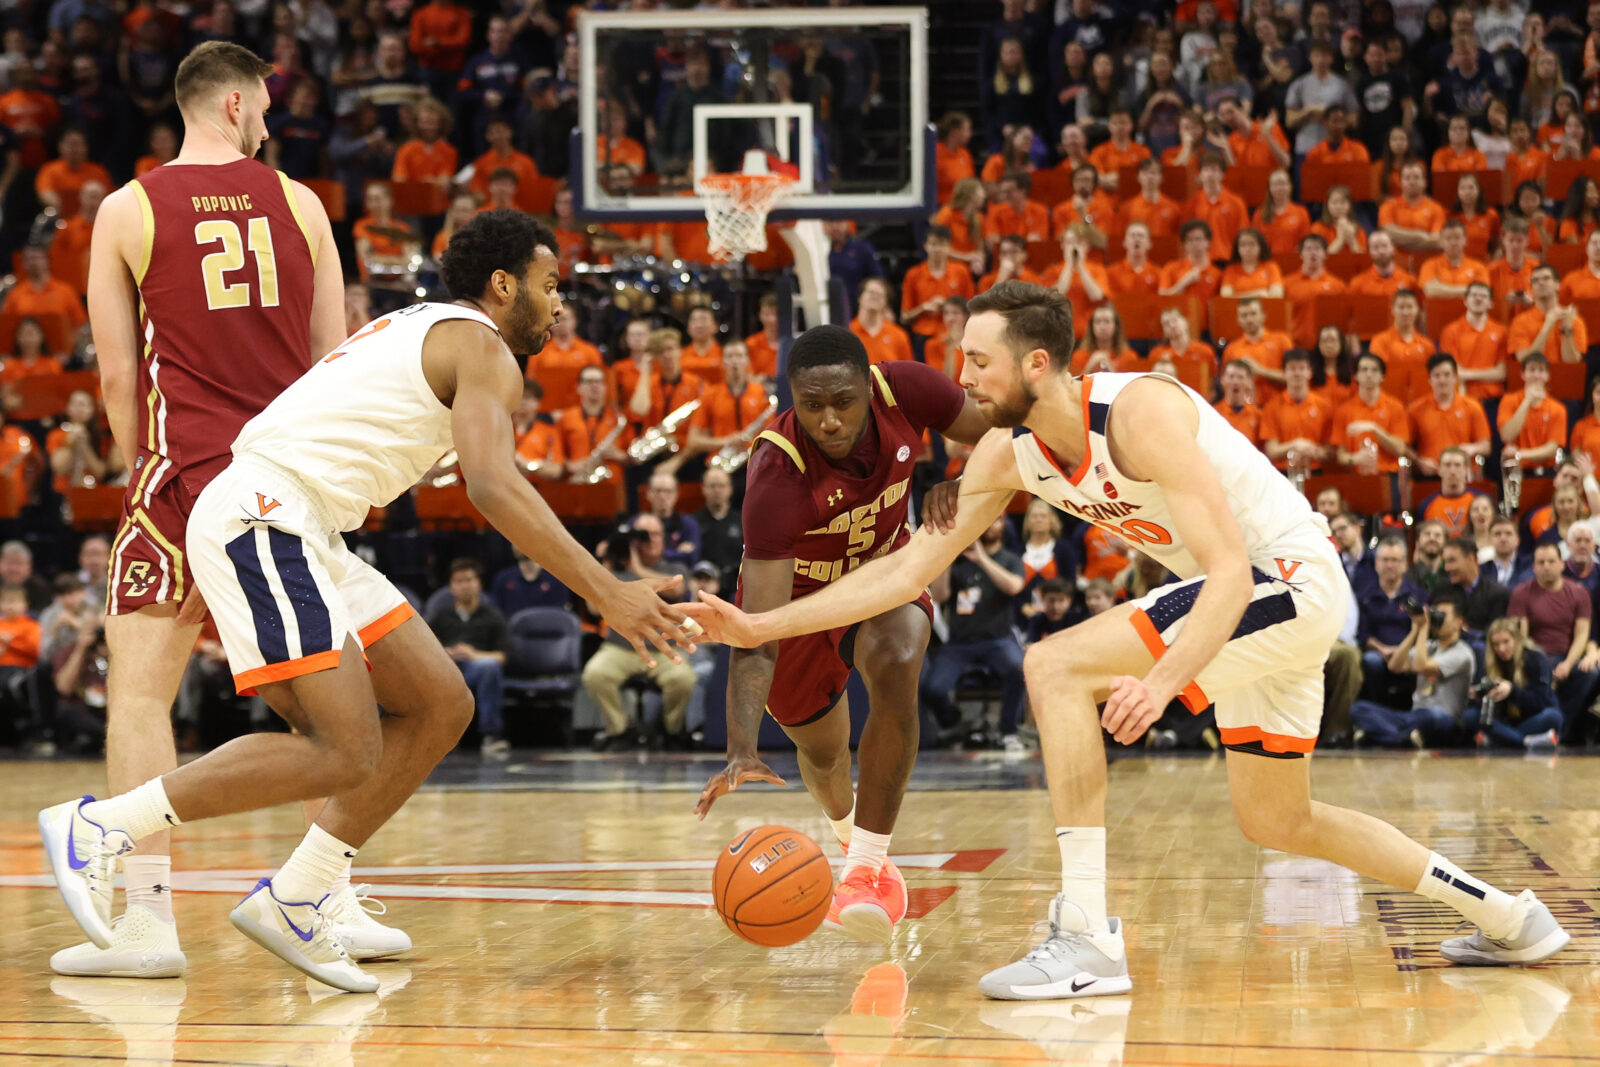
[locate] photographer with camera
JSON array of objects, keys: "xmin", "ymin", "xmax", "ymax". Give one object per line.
[
  {"xmin": 1348, "ymin": 591, "xmax": 1474, "ymax": 748},
  {"xmin": 1464, "ymin": 620, "xmax": 1563, "ymax": 750}
]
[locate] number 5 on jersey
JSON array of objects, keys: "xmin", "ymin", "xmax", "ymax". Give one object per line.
[{"xmin": 196, "ymin": 216, "xmax": 279, "ymax": 311}]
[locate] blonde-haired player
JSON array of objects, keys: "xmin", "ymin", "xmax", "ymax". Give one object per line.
[{"xmin": 684, "ymin": 280, "xmax": 1571, "ymax": 998}]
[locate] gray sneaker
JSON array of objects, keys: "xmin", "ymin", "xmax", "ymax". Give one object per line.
[
  {"xmin": 1440, "ymin": 889, "xmax": 1571, "ymax": 966},
  {"xmin": 978, "ymin": 895, "xmax": 1132, "ymax": 1000}
]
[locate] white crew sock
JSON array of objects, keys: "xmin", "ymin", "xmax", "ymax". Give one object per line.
[
  {"xmin": 328, "ymin": 859, "xmax": 353, "ymax": 897},
  {"xmin": 1057, "ymin": 827, "xmax": 1108, "ymax": 931},
  {"xmin": 827, "ymin": 801, "xmax": 856, "ymax": 849},
  {"xmin": 81, "ymin": 778, "xmax": 180, "ymax": 844},
  {"xmin": 273, "ymin": 825, "xmax": 357, "ymax": 904},
  {"xmin": 1415, "ymin": 851, "xmax": 1521, "ymax": 939},
  {"xmin": 842, "ymin": 827, "xmax": 891, "ymax": 878},
  {"xmin": 123, "ymin": 855, "xmax": 174, "ymax": 922}
]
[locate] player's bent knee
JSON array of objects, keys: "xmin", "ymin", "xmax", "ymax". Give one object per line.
[{"xmin": 1234, "ymin": 808, "xmax": 1306, "ymax": 854}]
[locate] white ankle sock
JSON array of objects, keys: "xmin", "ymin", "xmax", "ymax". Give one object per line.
[
  {"xmin": 843, "ymin": 827, "xmax": 891, "ymax": 877},
  {"xmin": 123, "ymin": 855, "xmax": 173, "ymax": 922},
  {"xmin": 1415, "ymin": 851, "xmax": 1520, "ymax": 939},
  {"xmin": 1057, "ymin": 827, "xmax": 1108, "ymax": 931},
  {"xmin": 827, "ymin": 802, "xmax": 855, "ymax": 849},
  {"xmin": 82, "ymin": 778, "xmax": 180, "ymax": 844},
  {"xmin": 329, "ymin": 859, "xmax": 352, "ymax": 897},
  {"xmin": 273, "ymin": 825, "xmax": 357, "ymax": 904}
]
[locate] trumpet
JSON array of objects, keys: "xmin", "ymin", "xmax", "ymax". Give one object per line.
[
  {"xmin": 1501, "ymin": 451, "xmax": 1523, "ymax": 516},
  {"xmin": 710, "ymin": 393, "xmax": 779, "ymax": 473},
  {"xmin": 627, "ymin": 399, "xmax": 701, "ymax": 464},
  {"xmin": 574, "ymin": 414, "xmax": 628, "ymax": 483}
]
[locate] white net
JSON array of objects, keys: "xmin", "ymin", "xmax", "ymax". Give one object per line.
[{"xmin": 696, "ymin": 173, "xmax": 795, "ymax": 261}]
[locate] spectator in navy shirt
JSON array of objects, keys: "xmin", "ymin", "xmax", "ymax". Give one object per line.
[
  {"xmin": 825, "ymin": 218, "xmax": 883, "ymax": 322},
  {"xmin": 488, "ymin": 548, "xmax": 573, "ymax": 617},
  {"xmin": 266, "ymin": 80, "xmax": 331, "ymax": 180},
  {"xmin": 1026, "ymin": 578, "xmax": 1085, "ymax": 644},
  {"xmin": 1329, "ymin": 510, "xmax": 1374, "ymax": 591},
  {"xmin": 1357, "ymin": 534, "xmax": 1425, "ymax": 705},
  {"xmin": 644, "ymin": 471, "xmax": 701, "ymax": 568},
  {"xmin": 456, "ymin": 15, "xmax": 530, "ymax": 152}
]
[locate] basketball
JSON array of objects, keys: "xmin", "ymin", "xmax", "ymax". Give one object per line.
[{"xmin": 712, "ymin": 825, "xmax": 834, "ymax": 947}]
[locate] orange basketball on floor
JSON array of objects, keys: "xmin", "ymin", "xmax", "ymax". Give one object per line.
[{"xmin": 712, "ymin": 825, "xmax": 834, "ymax": 946}]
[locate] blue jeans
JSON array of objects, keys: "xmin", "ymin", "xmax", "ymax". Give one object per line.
[
  {"xmin": 1349, "ymin": 699, "xmax": 1461, "ymax": 747},
  {"xmin": 459, "ymin": 658, "xmax": 505, "ymax": 738},
  {"xmin": 919, "ymin": 635, "xmax": 1026, "ymax": 735},
  {"xmin": 1462, "ymin": 703, "xmax": 1563, "ymax": 747}
]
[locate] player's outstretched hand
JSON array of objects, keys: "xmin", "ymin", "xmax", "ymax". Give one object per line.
[
  {"xmin": 920, "ymin": 478, "xmax": 961, "ymax": 534},
  {"xmin": 175, "ymin": 586, "xmax": 209, "ymax": 627},
  {"xmin": 598, "ymin": 574, "xmax": 698, "ymax": 667},
  {"xmin": 694, "ymin": 754, "xmax": 787, "ymax": 819},
  {"xmin": 1101, "ymin": 675, "xmax": 1164, "ymax": 745},
  {"xmin": 679, "ymin": 590, "xmax": 763, "ymax": 648}
]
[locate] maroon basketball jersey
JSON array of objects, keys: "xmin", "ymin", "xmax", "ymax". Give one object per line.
[
  {"xmin": 749, "ymin": 365, "xmax": 929, "ymax": 598},
  {"xmin": 129, "ymin": 159, "xmax": 316, "ymax": 496}
]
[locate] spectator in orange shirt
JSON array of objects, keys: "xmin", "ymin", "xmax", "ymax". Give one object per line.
[
  {"xmin": 1508, "ymin": 179, "xmax": 1556, "ymax": 256},
  {"xmin": 1347, "ymin": 230, "xmax": 1418, "ymax": 299},
  {"xmin": 1419, "ymin": 219, "xmax": 1491, "ymax": 298},
  {"xmin": 468, "ymin": 118, "xmax": 541, "ymax": 211},
  {"xmin": 685, "ymin": 340, "xmax": 772, "ymax": 465},
  {"xmin": 984, "ymin": 170, "xmax": 1052, "ymax": 250},
  {"xmin": 1070, "ymin": 305, "xmax": 1136, "ymax": 374},
  {"xmin": 1185, "ymin": 154, "xmax": 1249, "ymax": 262},
  {"xmin": 1221, "ymin": 228, "xmax": 1284, "ymax": 297},
  {"xmin": 1331, "ymin": 352, "xmax": 1412, "ymax": 473},
  {"xmin": 1415, "ymin": 448, "xmax": 1487, "ymax": 536},
  {"xmin": 980, "ymin": 125, "xmax": 1038, "ymax": 187},
  {"xmin": 392, "ymin": 96, "xmax": 458, "ymax": 195},
  {"xmin": 1041, "ymin": 225, "xmax": 1109, "ymax": 338},
  {"xmin": 1224, "ymin": 297, "xmax": 1295, "ymax": 402},
  {"xmin": 683, "ymin": 307, "xmax": 725, "ymax": 384},
  {"xmin": 1252, "ymin": 168, "xmax": 1312, "ymax": 258},
  {"xmin": 596, "ymin": 101, "xmax": 647, "ymax": 179},
  {"xmin": 1213, "ymin": 359, "xmax": 1263, "ymax": 446},
  {"xmin": 1261, "ymin": 350, "xmax": 1336, "ymax": 472},
  {"xmin": 1510, "ymin": 264, "xmax": 1588, "ymax": 364},
  {"xmin": 1498, "ymin": 353, "xmax": 1568, "ymax": 469},
  {"xmin": 1552, "ymin": 108, "xmax": 1600, "ymax": 164},
  {"xmin": 527, "ymin": 305, "xmax": 603, "ymax": 412},
  {"xmin": 1569, "ymin": 379, "xmax": 1600, "ymax": 469},
  {"xmin": 1160, "ymin": 109, "xmax": 1211, "ymax": 174},
  {"xmin": 1491, "ymin": 216, "xmax": 1537, "ymax": 310},
  {"xmin": 1432, "ymin": 114, "xmax": 1488, "ymax": 174},
  {"xmin": 1302, "ymin": 104, "xmax": 1370, "ymax": 168},
  {"xmin": 1284, "ymin": 232, "xmax": 1347, "ymax": 348},
  {"xmin": 1050, "ymin": 163, "xmax": 1116, "ymax": 251},
  {"xmin": 935, "ymin": 111, "xmax": 976, "ymax": 205},
  {"xmin": 559, "ymin": 366, "xmax": 629, "ymax": 482},
  {"xmin": 1561, "ymin": 228, "xmax": 1600, "ymax": 306},
  {"xmin": 35, "ymin": 129, "xmax": 110, "ymax": 219},
  {"xmin": 1149, "ymin": 307, "xmax": 1217, "ymax": 390},
  {"xmin": 901, "ymin": 225, "xmax": 975, "ymax": 337},
  {"xmin": 1407, "ymin": 353, "xmax": 1491, "ymax": 474},
  {"xmin": 1450, "ymin": 172, "xmax": 1500, "ymax": 260},
  {"xmin": 1106, "ymin": 221, "xmax": 1160, "ymax": 296},
  {"xmin": 1, "ymin": 317, "xmax": 63, "ymax": 387},
  {"xmin": 1439, "ymin": 282, "xmax": 1509, "ymax": 400},
  {"xmin": 2, "ymin": 245, "xmax": 85, "ymax": 335},
  {"xmin": 432, "ymin": 192, "xmax": 478, "ymax": 260},
  {"xmin": 512, "ymin": 380, "xmax": 567, "ymax": 480},
  {"xmin": 0, "ymin": 61, "xmax": 60, "ymax": 169},
  {"xmin": 850, "ymin": 278, "xmax": 913, "ymax": 364},
  {"xmin": 351, "ymin": 182, "xmax": 420, "ymax": 287},
  {"xmin": 47, "ymin": 388, "xmax": 122, "ymax": 494},
  {"xmin": 134, "ymin": 122, "xmax": 177, "ymax": 177},
  {"xmin": 1558, "ymin": 175, "xmax": 1600, "ymax": 245},
  {"xmin": 934, "ymin": 178, "xmax": 987, "ymax": 274},
  {"xmin": 0, "ymin": 585, "xmax": 40, "ymax": 679},
  {"xmin": 1312, "ymin": 323, "xmax": 1357, "ymax": 409},
  {"xmin": 1379, "ymin": 159, "xmax": 1446, "ymax": 253},
  {"xmin": 409, "ymin": 0, "xmax": 474, "ymax": 100},
  {"xmin": 1310, "ymin": 183, "xmax": 1366, "ymax": 253},
  {"xmin": 745, "ymin": 293, "xmax": 781, "ymax": 381},
  {"xmin": 978, "ymin": 234, "xmax": 1045, "ymax": 291},
  {"xmin": 929, "ymin": 296, "xmax": 970, "ymax": 381},
  {"xmin": 1158, "ymin": 219, "xmax": 1223, "ymax": 329},
  {"xmin": 1217, "ymin": 95, "xmax": 1291, "ymax": 169},
  {"xmin": 50, "ymin": 179, "xmax": 103, "ymax": 299},
  {"xmin": 1369, "ymin": 288, "xmax": 1435, "ymax": 400},
  {"xmin": 1503, "ymin": 117, "xmax": 1548, "ymax": 192},
  {"xmin": 1115, "ymin": 157, "xmax": 1183, "ymax": 246},
  {"xmin": 480, "ymin": 167, "xmax": 520, "ymax": 213},
  {"xmin": 1086, "ymin": 108, "xmax": 1151, "ymax": 192}
]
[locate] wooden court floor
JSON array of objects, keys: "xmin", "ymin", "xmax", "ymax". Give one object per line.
[{"xmin": 1, "ymin": 752, "xmax": 1597, "ymax": 1066}]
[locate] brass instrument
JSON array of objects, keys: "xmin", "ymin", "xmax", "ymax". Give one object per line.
[
  {"xmin": 1501, "ymin": 451, "xmax": 1523, "ymax": 516},
  {"xmin": 575, "ymin": 414, "xmax": 629, "ymax": 483},
  {"xmin": 1285, "ymin": 448, "xmax": 1309, "ymax": 495},
  {"xmin": 710, "ymin": 393, "xmax": 779, "ymax": 473},
  {"xmin": 627, "ymin": 399, "xmax": 701, "ymax": 464}
]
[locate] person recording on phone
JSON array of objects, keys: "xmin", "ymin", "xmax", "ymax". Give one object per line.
[{"xmin": 1347, "ymin": 591, "xmax": 1473, "ymax": 748}]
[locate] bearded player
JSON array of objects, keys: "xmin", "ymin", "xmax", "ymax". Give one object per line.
[
  {"xmin": 687, "ymin": 282, "xmax": 1569, "ymax": 994},
  {"xmin": 694, "ymin": 324, "xmax": 989, "ymax": 943}
]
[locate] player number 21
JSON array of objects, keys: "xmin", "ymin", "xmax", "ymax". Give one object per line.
[{"xmin": 195, "ymin": 216, "xmax": 279, "ymax": 311}]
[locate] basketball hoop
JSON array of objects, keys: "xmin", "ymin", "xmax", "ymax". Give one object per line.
[{"xmin": 696, "ymin": 171, "xmax": 796, "ymax": 261}]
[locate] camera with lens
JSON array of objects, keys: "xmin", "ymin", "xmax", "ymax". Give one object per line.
[{"xmin": 1402, "ymin": 595, "xmax": 1444, "ymax": 630}]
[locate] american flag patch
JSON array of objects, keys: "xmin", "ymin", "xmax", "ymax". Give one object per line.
[{"xmin": 1093, "ymin": 462, "xmax": 1107, "ymax": 480}]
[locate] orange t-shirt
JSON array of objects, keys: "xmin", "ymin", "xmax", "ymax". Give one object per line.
[
  {"xmin": 1156, "ymin": 258, "xmax": 1223, "ymax": 329},
  {"xmin": 1490, "ymin": 258, "xmax": 1536, "ymax": 305},
  {"xmin": 1082, "ymin": 524, "xmax": 1131, "ymax": 582},
  {"xmin": 850, "ymin": 318, "xmax": 913, "ymax": 363},
  {"xmin": 1, "ymin": 277, "xmax": 85, "ymax": 331},
  {"xmin": 1308, "ymin": 220, "xmax": 1367, "ymax": 253},
  {"xmin": 691, "ymin": 379, "xmax": 771, "ymax": 438},
  {"xmin": 1318, "ymin": 380, "xmax": 1356, "ymax": 409},
  {"xmin": 932, "ymin": 205, "xmax": 982, "ymax": 255},
  {"xmin": 1040, "ymin": 260, "xmax": 1111, "ymax": 337},
  {"xmin": 134, "ymin": 154, "xmax": 165, "ymax": 177},
  {"xmin": 1569, "ymin": 413, "xmax": 1600, "ymax": 467},
  {"xmin": 1369, "ymin": 327, "xmax": 1436, "ymax": 401},
  {"xmin": 1213, "ymin": 401, "xmax": 1263, "ymax": 446},
  {"xmin": 1431, "ymin": 145, "xmax": 1488, "ymax": 173},
  {"xmin": 594, "ymin": 134, "xmax": 646, "ymax": 173},
  {"xmin": 1186, "ymin": 188, "xmax": 1250, "ymax": 262},
  {"xmin": 391, "ymin": 138, "xmax": 458, "ymax": 183},
  {"xmin": 526, "ymin": 337, "xmax": 603, "ymax": 411},
  {"xmin": 977, "ymin": 266, "xmax": 1044, "ymax": 292},
  {"xmin": 1407, "ymin": 392, "xmax": 1490, "ymax": 463},
  {"xmin": 1115, "ymin": 194, "xmax": 1184, "ymax": 243},
  {"xmin": 515, "ymin": 420, "xmax": 565, "ymax": 468},
  {"xmin": 1452, "ymin": 210, "xmax": 1500, "ymax": 261},
  {"xmin": 0, "ymin": 613, "xmax": 40, "ymax": 668},
  {"xmin": 352, "ymin": 216, "xmax": 415, "ymax": 280},
  {"xmin": 1087, "ymin": 140, "xmax": 1151, "ymax": 178},
  {"xmin": 467, "ymin": 148, "xmax": 542, "ymax": 211},
  {"xmin": 1220, "ymin": 260, "xmax": 1283, "ymax": 295},
  {"xmin": 980, "ymin": 154, "xmax": 1034, "ymax": 185},
  {"xmin": 1304, "ymin": 137, "xmax": 1371, "ymax": 167},
  {"xmin": 1420, "ymin": 491, "xmax": 1482, "ymax": 535},
  {"xmin": 1227, "ymin": 122, "xmax": 1289, "ymax": 168},
  {"xmin": 1070, "ymin": 346, "xmax": 1139, "ymax": 374},
  {"xmin": 1105, "ymin": 259, "xmax": 1160, "ymax": 297},
  {"xmin": 0, "ymin": 424, "xmax": 34, "ymax": 513},
  {"xmin": 1330, "ymin": 391, "xmax": 1411, "ymax": 472},
  {"xmin": 1504, "ymin": 147, "xmax": 1549, "ymax": 192},
  {"xmin": 1557, "ymin": 217, "xmax": 1599, "ymax": 243},
  {"xmin": 555, "ymin": 406, "xmax": 629, "ymax": 479},
  {"xmin": 901, "ymin": 261, "xmax": 975, "ymax": 336},
  {"xmin": 0, "ymin": 354, "xmax": 62, "ymax": 384},
  {"xmin": 35, "ymin": 160, "xmax": 112, "ymax": 216},
  {"xmin": 50, "ymin": 214, "xmax": 92, "ymax": 297},
  {"xmin": 1148, "ymin": 339, "xmax": 1217, "ymax": 380},
  {"xmin": 1437, "ymin": 316, "xmax": 1508, "ymax": 400},
  {"xmin": 745, "ymin": 331, "xmax": 779, "ymax": 379},
  {"xmin": 1497, "ymin": 389, "xmax": 1569, "ymax": 452},
  {"xmin": 1050, "ymin": 192, "xmax": 1119, "ymax": 240},
  {"xmin": 1558, "ymin": 264, "xmax": 1600, "ymax": 304},
  {"xmin": 935, "ymin": 142, "xmax": 974, "ymax": 205},
  {"xmin": 1283, "ymin": 270, "xmax": 1347, "ymax": 348},
  {"xmin": 0, "ymin": 89, "xmax": 59, "ymax": 166},
  {"xmin": 1222, "ymin": 330, "xmax": 1295, "ymax": 403},
  {"xmin": 1378, "ymin": 196, "xmax": 1447, "ymax": 236},
  {"xmin": 1347, "ymin": 266, "xmax": 1417, "ymax": 300},
  {"xmin": 1260, "ymin": 391, "xmax": 1336, "ymax": 468},
  {"xmin": 1251, "ymin": 203, "xmax": 1312, "ymax": 258},
  {"xmin": 1508, "ymin": 306, "xmax": 1590, "ymax": 362},
  {"xmin": 984, "ymin": 200, "xmax": 1052, "ymax": 244},
  {"xmin": 1418, "ymin": 254, "xmax": 1491, "ymax": 292},
  {"xmin": 682, "ymin": 340, "xmax": 724, "ymax": 385}
]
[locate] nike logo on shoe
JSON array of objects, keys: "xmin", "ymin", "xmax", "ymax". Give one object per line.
[
  {"xmin": 343, "ymin": 851, "xmax": 356, "ymax": 859},
  {"xmin": 278, "ymin": 907, "xmax": 316, "ymax": 942},
  {"xmin": 164, "ymin": 813, "xmax": 178, "ymax": 826},
  {"xmin": 1070, "ymin": 977, "xmax": 1097, "ymax": 992}
]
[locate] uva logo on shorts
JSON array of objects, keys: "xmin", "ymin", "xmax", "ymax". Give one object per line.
[{"xmin": 254, "ymin": 493, "xmax": 283, "ymax": 519}]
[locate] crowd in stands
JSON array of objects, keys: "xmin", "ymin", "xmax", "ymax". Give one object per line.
[{"xmin": 9, "ymin": 0, "xmax": 1600, "ymax": 756}]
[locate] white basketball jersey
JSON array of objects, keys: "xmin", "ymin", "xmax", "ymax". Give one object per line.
[
  {"xmin": 1012, "ymin": 373, "xmax": 1328, "ymax": 580},
  {"xmin": 232, "ymin": 302, "xmax": 496, "ymax": 532}
]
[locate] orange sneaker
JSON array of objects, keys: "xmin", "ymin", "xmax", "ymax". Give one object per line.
[{"xmin": 824, "ymin": 863, "xmax": 908, "ymax": 944}]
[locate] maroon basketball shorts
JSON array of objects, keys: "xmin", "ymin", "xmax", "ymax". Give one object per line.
[
  {"xmin": 764, "ymin": 590, "xmax": 934, "ymax": 728},
  {"xmin": 108, "ymin": 456, "xmax": 200, "ymax": 615}
]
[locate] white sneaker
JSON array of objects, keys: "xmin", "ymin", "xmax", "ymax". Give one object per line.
[
  {"xmin": 1440, "ymin": 889, "xmax": 1571, "ymax": 966},
  {"xmin": 978, "ymin": 896, "xmax": 1132, "ymax": 1000},
  {"xmin": 38, "ymin": 795, "xmax": 134, "ymax": 949},
  {"xmin": 229, "ymin": 878, "xmax": 378, "ymax": 993},
  {"xmin": 1001, "ymin": 734, "xmax": 1028, "ymax": 759},
  {"xmin": 50, "ymin": 904, "xmax": 186, "ymax": 978},
  {"xmin": 324, "ymin": 884, "xmax": 413, "ymax": 960}
]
